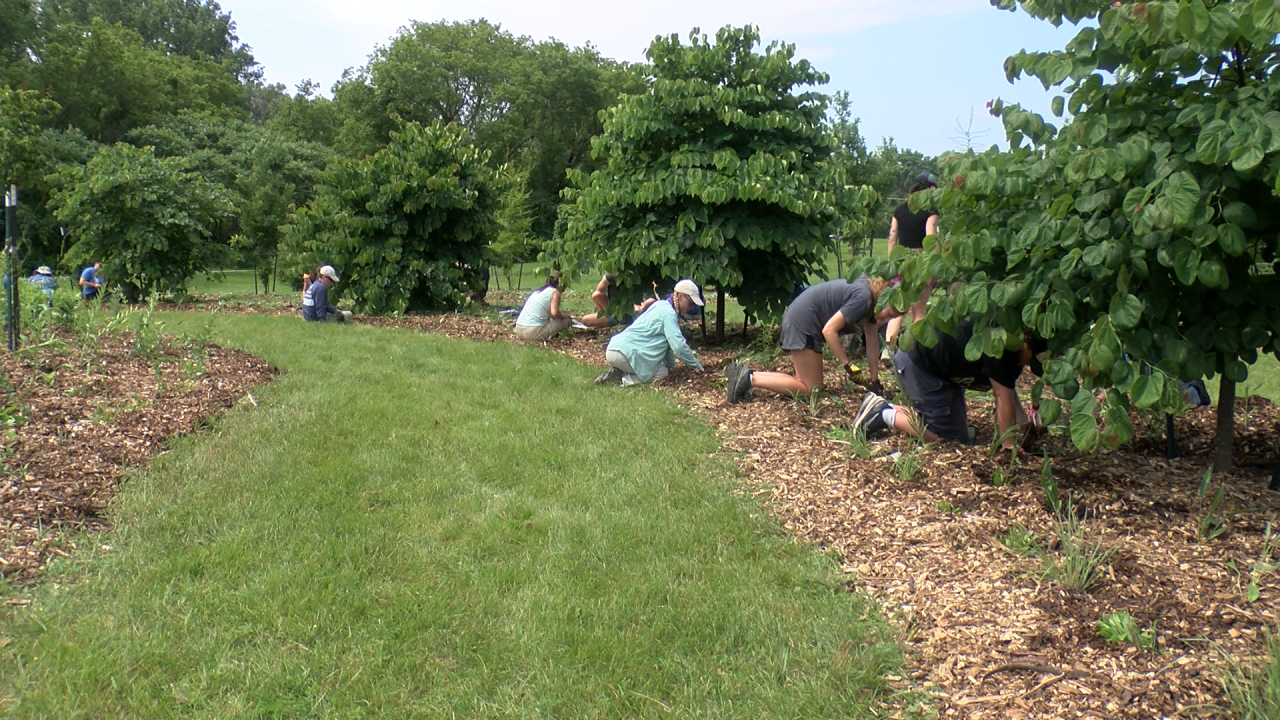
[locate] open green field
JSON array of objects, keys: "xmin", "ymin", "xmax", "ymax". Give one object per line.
[{"xmin": 0, "ymin": 313, "xmax": 897, "ymax": 718}]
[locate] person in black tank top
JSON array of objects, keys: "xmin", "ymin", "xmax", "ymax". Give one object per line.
[{"xmin": 886, "ymin": 173, "xmax": 939, "ymax": 347}]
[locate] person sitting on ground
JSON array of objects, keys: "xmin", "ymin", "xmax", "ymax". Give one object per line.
[
  {"xmin": 596, "ymin": 279, "xmax": 706, "ymax": 386},
  {"xmin": 725, "ymin": 276, "xmax": 899, "ymax": 404},
  {"xmin": 578, "ymin": 273, "xmax": 631, "ymax": 329},
  {"xmin": 79, "ymin": 262, "xmax": 104, "ymax": 302},
  {"xmin": 885, "ymin": 173, "xmax": 939, "ymax": 348},
  {"xmin": 852, "ymin": 319, "xmax": 1048, "ymax": 450},
  {"xmin": 514, "ymin": 271, "xmax": 571, "ymax": 341},
  {"xmin": 28, "ymin": 266, "xmax": 57, "ymax": 304},
  {"xmin": 301, "ymin": 265, "xmax": 352, "ymax": 322}
]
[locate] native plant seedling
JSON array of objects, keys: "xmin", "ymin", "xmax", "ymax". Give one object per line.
[
  {"xmin": 1245, "ymin": 522, "xmax": 1279, "ymax": 604},
  {"xmin": 935, "ymin": 501, "xmax": 963, "ymax": 517},
  {"xmin": 1197, "ymin": 465, "xmax": 1230, "ymax": 543},
  {"xmin": 894, "ymin": 450, "xmax": 920, "ymax": 482},
  {"xmin": 999, "ymin": 524, "xmax": 1040, "ymax": 556},
  {"xmin": 1039, "ymin": 512, "xmax": 1115, "ymax": 592},
  {"xmin": 1096, "ymin": 611, "xmax": 1158, "ymax": 651}
]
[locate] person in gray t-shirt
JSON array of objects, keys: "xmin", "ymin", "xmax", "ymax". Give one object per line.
[{"xmin": 726, "ymin": 277, "xmax": 900, "ymax": 403}]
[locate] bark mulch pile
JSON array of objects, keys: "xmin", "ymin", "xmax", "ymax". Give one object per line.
[
  {"xmin": 373, "ymin": 305, "xmax": 1280, "ymax": 720},
  {"xmin": 1, "ymin": 327, "xmax": 276, "ymax": 583}
]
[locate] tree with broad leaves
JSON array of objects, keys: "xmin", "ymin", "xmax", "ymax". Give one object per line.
[
  {"xmin": 49, "ymin": 143, "xmax": 234, "ymax": 301},
  {"xmin": 882, "ymin": 0, "xmax": 1280, "ymax": 473},
  {"xmin": 280, "ymin": 120, "xmax": 500, "ymax": 314},
  {"xmin": 550, "ymin": 25, "xmax": 873, "ymax": 340}
]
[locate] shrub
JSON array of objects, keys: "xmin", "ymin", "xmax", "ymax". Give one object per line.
[{"xmin": 282, "ymin": 120, "xmax": 500, "ymax": 314}]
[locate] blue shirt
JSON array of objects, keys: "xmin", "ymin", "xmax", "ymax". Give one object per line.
[
  {"xmin": 80, "ymin": 266, "xmax": 103, "ymax": 297},
  {"xmin": 516, "ymin": 286, "xmax": 556, "ymax": 327},
  {"xmin": 28, "ymin": 274, "xmax": 57, "ymax": 296},
  {"xmin": 606, "ymin": 299, "xmax": 703, "ymax": 381},
  {"xmin": 302, "ymin": 280, "xmax": 336, "ymax": 321}
]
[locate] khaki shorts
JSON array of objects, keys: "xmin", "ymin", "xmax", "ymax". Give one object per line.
[{"xmin": 515, "ymin": 317, "xmax": 570, "ymax": 342}]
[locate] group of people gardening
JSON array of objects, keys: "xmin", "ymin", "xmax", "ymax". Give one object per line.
[{"xmin": 510, "ymin": 172, "xmax": 1047, "ymax": 451}]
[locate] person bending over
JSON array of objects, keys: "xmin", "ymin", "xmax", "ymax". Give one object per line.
[
  {"xmin": 28, "ymin": 266, "xmax": 57, "ymax": 305},
  {"xmin": 514, "ymin": 271, "xmax": 571, "ymax": 341},
  {"xmin": 853, "ymin": 319, "xmax": 1047, "ymax": 450},
  {"xmin": 595, "ymin": 279, "xmax": 705, "ymax": 386},
  {"xmin": 885, "ymin": 173, "xmax": 940, "ymax": 347},
  {"xmin": 725, "ymin": 276, "xmax": 899, "ymax": 403},
  {"xmin": 302, "ymin": 265, "xmax": 352, "ymax": 322},
  {"xmin": 79, "ymin": 262, "xmax": 104, "ymax": 302}
]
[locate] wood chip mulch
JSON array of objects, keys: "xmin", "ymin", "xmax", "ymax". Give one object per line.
[
  {"xmin": 1, "ymin": 329, "xmax": 276, "ymax": 583},
  {"xmin": 368, "ymin": 301, "xmax": 1280, "ymax": 720}
]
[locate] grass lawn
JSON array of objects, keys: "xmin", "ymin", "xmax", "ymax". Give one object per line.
[{"xmin": 0, "ymin": 314, "xmax": 897, "ymax": 718}]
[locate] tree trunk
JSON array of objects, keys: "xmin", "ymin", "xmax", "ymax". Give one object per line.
[
  {"xmin": 1165, "ymin": 413, "xmax": 1177, "ymax": 460},
  {"xmin": 1214, "ymin": 376, "xmax": 1236, "ymax": 474},
  {"xmin": 715, "ymin": 286, "xmax": 725, "ymax": 343}
]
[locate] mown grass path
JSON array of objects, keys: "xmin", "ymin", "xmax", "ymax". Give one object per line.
[{"xmin": 1, "ymin": 313, "xmax": 897, "ymax": 719}]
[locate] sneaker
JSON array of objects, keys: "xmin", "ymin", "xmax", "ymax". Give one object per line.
[
  {"xmin": 594, "ymin": 367, "xmax": 624, "ymax": 385},
  {"xmin": 726, "ymin": 363, "xmax": 753, "ymax": 404},
  {"xmin": 853, "ymin": 392, "xmax": 891, "ymax": 436}
]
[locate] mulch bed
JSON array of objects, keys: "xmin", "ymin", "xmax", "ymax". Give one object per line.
[
  {"xmin": 367, "ymin": 299, "xmax": 1280, "ymax": 719},
  {"xmin": 6, "ymin": 293, "xmax": 1279, "ymax": 717},
  {"xmin": 0, "ymin": 328, "xmax": 276, "ymax": 583}
]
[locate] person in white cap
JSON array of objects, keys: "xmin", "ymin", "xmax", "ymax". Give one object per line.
[
  {"xmin": 28, "ymin": 266, "xmax": 57, "ymax": 305},
  {"xmin": 594, "ymin": 278, "xmax": 705, "ymax": 386},
  {"xmin": 301, "ymin": 265, "xmax": 352, "ymax": 322}
]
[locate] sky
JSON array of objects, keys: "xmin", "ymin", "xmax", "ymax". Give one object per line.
[{"xmin": 217, "ymin": 0, "xmax": 1086, "ymax": 158}]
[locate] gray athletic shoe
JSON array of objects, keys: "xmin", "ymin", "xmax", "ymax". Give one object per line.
[
  {"xmin": 853, "ymin": 392, "xmax": 891, "ymax": 436},
  {"xmin": 594, "ymin": 367, "xmax": 624, "ymax": 385},
  {"xmin": 726, "ymin": 363, "xmax": 754, "ymax": 404}
]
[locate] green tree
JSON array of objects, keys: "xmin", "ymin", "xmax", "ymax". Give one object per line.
[
  {"xmin": 490, "ymin": 161, "xmax": 537, "ymax": 288},
  {"xmin": 280, "ymin": 121, "xmax": 500, "ymax": 314},
  {"xmin": 36, "ymin": 0, "xmax": 258, "ymax": 81},
  {"xmin": 0, "ymin": 0, "xmax": 37, "ymax": 87},
  {"xmin": 330, "ymin": 20, "xmax": 638, "ymax": 243},
  {"xmin": 36, "ymin": 19, "xmax": 245, "ymax": 143},
  {"xmin": 551, "ymin": 26, "xmax": 865, "ymax": 339},
  {"xmin": 863, "ymin": 139, "xmax": 939, "ymax": 239},
  {"xmin": 50, "ymin": 143, "xmax": 234, "ymax": 300},
  {"xmin": 898, "ymin": 0, "xmax": 1280, "ymax": 472},
  {"xmin": 267, "ymin": 80, "xmax": 341, "ymax": 147}
]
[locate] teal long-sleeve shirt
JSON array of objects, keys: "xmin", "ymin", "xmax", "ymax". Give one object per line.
[{"xmin": 605, "ymin": 299, "xmax": 702, "ymax": 381}]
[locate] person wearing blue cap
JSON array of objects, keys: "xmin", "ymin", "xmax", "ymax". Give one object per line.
[{"xmin": 885, "ymin": 172, "xmax": 940, "ymax": 347}]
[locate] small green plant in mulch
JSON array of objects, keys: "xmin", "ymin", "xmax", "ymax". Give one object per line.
[
  {"xmin": 893, "ymin": 449, "xmax": 920, "ymax": 482},
  {"xmin": 935, "ymin": 501, "xmax": 963, "ymax": 517},
  {"xmin": 825, "ymin": 423, "xmax": 871, "ymax": 460},
  {"xmin": 1216, "ymin": 625, "xmax": 1280, "ymax": 720},
  {"xmin": 1197, "ymin": 465, "xmax": 1232, "ymax": 542},
  {"xmin": 1096, "ymin": 610, "xmax": 1158, "ymax": 651},
  {"xmin": 1229, "ymin": 521, "xmax": 1280, "ymax": 604},
  {"xmin": 1038, "ymin": 512, "xmax": 1115, "ymax": 592},
  {"xmin": 999, "ymin": 524, "xmax": 1041, "ymax": 556}
]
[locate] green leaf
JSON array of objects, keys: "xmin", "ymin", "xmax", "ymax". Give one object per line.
[
  {"xmin": 1246, "ymin": 581, "xmax": 1260, "ymax": 603},
  {"xmin": 1070, "ymin": 407, "xmax": 1100, "ymax": 452},
  {"xmin": 1231, "ymin": 144, "xmax": 1265, "ymax": 172},
  {"xmin": 1175, "ymin": 248, "xmax": 1201, "ymax": 286},
  {"xmin": 1161, "ymin": 172, "xmax": 1200, "ymax": 228},
  {"xmin": 1040, "ymin": 397, "xmax": 1063, "ymax": 426},
  {"xmin": 1218, "ymin": 223, "xmax": 1246, "ymax": 255},
  {"xmin": 1051, "ymin": 96, "xmax": 1065, "ymax": 118},
  {"xmin": 1109, "ymin": 293, "xmax": 1143, "ymax": 330},
  {"xmin": 1131, "ymin": 373, "xmax": 1164, "ymax": 409}
]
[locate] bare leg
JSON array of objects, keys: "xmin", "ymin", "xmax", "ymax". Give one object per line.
[
  {"xmin": 578, "ymin": 313, "xmax": 612, "ymax": 328},
  {"xmin": 748, "ymin": 349, "xmax": 824, "ymax": 397},
  {"xmin": 591, "ymin": 290, "xmax": 608, "ymax": 313},
  {"xmin": 889, "ymin": 403, "xmax": 942, "ymax": 443}
]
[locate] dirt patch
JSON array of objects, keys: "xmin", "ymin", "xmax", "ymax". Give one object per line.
[
  {"xmin": 368, "ymin": 305, "xmax": 1280, "ymax": 719},
  {"xmin": 1, "ymin": 329, "xmax": 276, "ymax": 583}
]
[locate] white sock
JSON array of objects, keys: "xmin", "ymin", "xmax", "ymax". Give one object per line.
[{"xmin": 881, "ymin": 407, "xmax": 897, "ymax": 427}]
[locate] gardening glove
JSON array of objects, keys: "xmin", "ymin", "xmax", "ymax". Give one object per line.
[
  {"xmin": 867, "ymin": 378, "xmax": 884, "ymax": 396},
  {"xmin": 843, "ymin": 362, "xmax": 858, "ymax": 381}
]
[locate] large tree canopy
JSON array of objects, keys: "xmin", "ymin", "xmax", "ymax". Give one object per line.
[
  {"xmin": 281, "ymin": 121, "xmax": 500, "ymax": 314},
  {"xmin": 550, "ymin": 25, "xmax": 872, "ymax": 334},
  {"xmin": 888, "ymin": 0, "xmax": 1280, "ymax": 470}
]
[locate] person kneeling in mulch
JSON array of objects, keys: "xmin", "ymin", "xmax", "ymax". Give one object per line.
[
  {"xmin": 851, "ymin": 319, "xmax": 1048, "ymax": 451},
  {"xmin": 725, "ymin": 276, "xmax": 899, "ymax": 404},
  {"xmin": 595, "ymin": 279, "xmax": 706, "ymax": 386},
  {"xmin": 302, "ymin": 265, "xmax": 352, "ymax": 322},
  {"xmin": 514, "ymin": 271, "xmax": 572, "ymax": 342}
]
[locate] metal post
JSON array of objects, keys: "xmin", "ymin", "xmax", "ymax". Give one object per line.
[{"xmin": 5, "ymin": 185, "xmax": 17, "ymax": 352}]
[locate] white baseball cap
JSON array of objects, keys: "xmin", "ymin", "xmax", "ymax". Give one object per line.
[
  {"xmin": 319, "ymin": 265, "xmax": 340, "ymax": 282},
  {"xmin": 673, "ymin": 279, "xmax": 704, "ymax": 306}
]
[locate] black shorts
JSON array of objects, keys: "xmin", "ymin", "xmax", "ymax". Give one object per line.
[{"xmin": 893, "ymin": 349, "xmax": 970, "ymax": 443}]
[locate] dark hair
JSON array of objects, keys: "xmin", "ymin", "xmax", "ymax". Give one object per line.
[{"xmin": 540, "ymin": 271, "xmax": 562, "ymax": 290}]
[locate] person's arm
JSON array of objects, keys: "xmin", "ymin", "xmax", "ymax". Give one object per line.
[
  {"xmin": 314, "ymin": 283, "xmax": 331, "ymax": 320},
  {"xmin": 863, "ymin": 322, "xmax": 880, "ymax": 384},
  {"xmin": 887, "ymin": 216, "xmax": 899, "ymax": 255},
  {"xmin": 549, "ymin": 289, "xmax": 566, "ymax": 319},
  {"xmin": 992, "ymin": 379, "xmax": 1024, "ymax": 450},
  {"xmin": 662, "ymin": 308, "xmax": 702, "ymax": 370},
  {"xmin": 821, "ymin": 312, "xmax": 852, "ymax": 369},
  {"xmin": 926, "ymin": 213, "xmax": 939, "ymax": 237}
]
